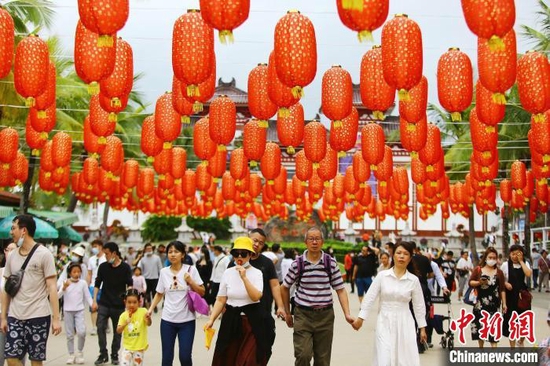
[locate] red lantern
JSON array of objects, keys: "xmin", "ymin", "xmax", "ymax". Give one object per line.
[
  {"xmin": 0, "ymin": 8, "xmax": 14, "ymax": 79},
  {"xmin": 352, "ymin": 151, "xmax": 370, "ymax": 186},
  {"xmin": 182, "ymin": 169, "xmax": 196, "ymax": 198},
  {"xmin": 28, "ymin": 105, "xmax": 56, "ymax": 134},
  {"xmin": 222, "ymin": 171, "xmax": 235, "ymax": 201},
  {"xmin": 360, "ymin": 45, "xmax": 395, "ymax": 120},
  {"xmin": 295, "ymin": 149, "xmax": 312, "ymax": 182},
  {"xmin": 196, "ymin": 164, "xmax": 213, "ymax": 192},
  {"xmin": 361, "ymin": 123, "xmax": 385, "ymax": 169},
  {"xmin": 52, "ymin": 132, "xmax": 72, "ymax": 169},
  {"xmin": 209, "ymin": 95, "xmax": 236, "ymax": 149},
  {"xmin": 78, "ymin": 0, "xmax": 128, "ymax": 45},
  {"xmin": 14, "ymin": 35, "xmax": 49, "ymax": 106},
  {"xmin": 469, "ymin": 108, "xmax": 498, "ymax": 153},
  {"xmin": 83, "ymin": 115, "xmax": 105, "ymax": 157},
  {"xmin": 260, "ymin": 142, "xmax": 281, "ymax": 184},
  {"xmin": 329, "ymin": 107, "xmax": 359, "ymax": 155},
  {"xmin": 83, "ymin": 157, "xmax": 99, "ymax": 188},
  {"xmin": 230, "ymin": 148, "xmax": 248, "ymax": 183},
  {"xmin": 0, "ymin": 128, "xmax": 19, "ymax": 169},
  {"xmin": 411, "ymin": 158, "xmax": 426, "ymax": 186},
  {"xmin": 437, "ymin": 48, "xmax": 473, "ymax": 121},
  {"xmin": 172, "ymin": 10, "xmax": 214, "ymax": 96},
  {"xmin": 418, "ymin": 124, "xmax": 442, "ymax": 168},
  {"xmin": 243, "ymin": 119, "xmax": 266, "ymax": 166},
  {"xmin": 155, "ymin": 93, "xmax": 182, "ymax": 149},
  {"xmin": 199, "ymin": 0, "xmax": 250, "ymax": 43},
  {"xmin": 248, "ymin": 63, "xmax": 277, "ymax": 126},
  {"xmin": 344, "ymin": 166, "xmax": 359, "ymax": 195},
  {"xmin": 400, "ymin": 115, "xmax": 427, "ymax": 156},
  {"xmin": 303, "ymin": 121, "xmax": 327, "ymax": 166},
  {"xmin": 267, "ymin": 51, "xmax": 300, "ymax": 117},
  {"xmin": 273, "ymin": 167, "xmax": 287, "ymax": 196},
  {"xmin": 138, "ymin": 168, "xmax": 155, "ymax": 198},
  {"xmin": 101, "ymin": 136, "xmax": 123, "ymax": 176},
  {"xmin": 249, "ymin": 174, "xmax": 262, "ymax": 198},
  {"xmin": 141, "ymin": 115, "xmax": 163, "ymax": 162},
  {"xmin": 122, "ymin": 159, "xmax": 139, "ymax": 190},
  {"xmin": 461, "ymin": 0, "xmax": 515, "ymax": 49},
  {"xmin": 318, "ymin": 144, "xmax": 338, "ymax": 182},
  {"xmin": 530, "ymin": 113, "xmax": 550, "ymax": 156},
  {"xmin": 478, "ymin": 30, "xmax": 517, "ymax": 104},
  {"xmin": 381, "ymin": 14, "xmax": 423, "ymax": 101},
  {"xmin": 153, "ymin": 148, "xmax": 173, "ymax": 179},
  {"xmin": 337, "ymin": 0, "xmax": 389, "ymax": 42},
  {"xmin": 207, "ymin": 148, "xmax": 227, "ymax": 180},
  {"xmin": 171, "ymin": 147, "xmax": 187, "ymax": 183},
  {"xmin": 26, "ymin": 122, "xmax": 48, "ymax": 154},
  {"xmin": 193, "ymin": 117, "xmax": 217, "ymax": 162},
  {"xmin": 277, "ymin": 102, "xmax": 304, "ymax": 155},
  {"xmin": 274, "ymin": 11, "xmax": 317, "ymax": 98},
  {"xmin": 100, "ymin": 38, "xmax": 133, "ymax": 109},
  {"xmin": 172, "ymin": 77, "xmax": 195, "ymax": 123},
  {"xmin": 34, "ymin": 61, "xmax": 56, "ymax": 114},
  {"xmin": 322, "ymin": 65, "xmax": 353, "ymax": 124},
  {"xmin": 374, "ymin": 145, "xmax": 393, "ymax": 183},
  {"xmin": 11, "ymin": 151, "xmax": 28, "ymax": 185},
  {"xmin": 475, "ymin": 81, "xmax": 505, "ymax": 126},
  {"xmin": 399, "ymin": 76, "xmax": 427, "ymax": 123},
  {"xmin": 74, "ymin": 21, "xmax": 116, "ymax": 94},
  {"xmin": 517, "ymin": 51, "xmax": 550, "ymax": 122},
  {"xmin": 511, "ymin": 160, "xmax": 527, "ymax": 193}
]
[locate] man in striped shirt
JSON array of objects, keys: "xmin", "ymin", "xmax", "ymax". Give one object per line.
[{"xmin": 281, "ymin": 227, "xmax": 354, "ymax": 366}]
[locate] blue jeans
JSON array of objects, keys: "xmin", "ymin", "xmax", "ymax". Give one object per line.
[
  {"xmin": 160, "ymin": 319, "xmax": 195, "ymax": 366},
  {"xmin": 355, "ymin": 277, "xmax": 373, "ymax": 297}
]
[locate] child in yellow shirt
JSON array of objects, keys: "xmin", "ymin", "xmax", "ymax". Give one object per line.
[{"xmin": 117, "ymin": 289, "xmax": 152, "ymax": 366}]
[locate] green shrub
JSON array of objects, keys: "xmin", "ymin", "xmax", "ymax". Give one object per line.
[
  {"xmin": 142, "ymin": 215, "xmax": 181, "ymax": 242},
  {"xmin": 185, "ymin": 216, "xmax": 232, "ymax": 240}
]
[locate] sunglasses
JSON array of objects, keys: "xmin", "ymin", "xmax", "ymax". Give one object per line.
[
  {"xmin": 171, "ymin": 276, "xmax": 179, "ymax": 290},
  {"xmin": 233, "ymin": 250, "xmax": 250, "ymax": 258}
]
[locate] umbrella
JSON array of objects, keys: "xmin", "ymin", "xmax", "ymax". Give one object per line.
[
  {"xmin": 0, "ymin": 215, "xmax": 59, "ymax": 240},
  {"xmin": 57, "ymin": 226, "xmax": 82, "ymax": 243}
]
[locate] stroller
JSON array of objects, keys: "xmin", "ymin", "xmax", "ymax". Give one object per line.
[{"xmin": 430, "ymin": 295, "xmax": 455, "ymax": 350}]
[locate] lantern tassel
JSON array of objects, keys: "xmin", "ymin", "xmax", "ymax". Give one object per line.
[
  {"xmin": 488, "ymin": 35, "xmax": 505, "ymax": 52},
  {"xmin": 249, "ymin": 160, "xmax": 258, "ymax": 167},
  {"xmin": 333, "ymin": 120, "xmax": 343, "ymax": 128},
  {"xmin": 533, "ymin": 113, "xmax": 546, "ymax": 123},
  {"xmin": 406, "ymin": 123, "xmax": 417, "ymax": 132},
  {"xmin": 267, "ymin": 180, "xmax": 275, "ymax": 185},
  {"xmin": 357, "ymin": 30, "xmax": 374, "ymax": 43},
  {"xmin": 25, "ymin": 97, "xmax": 35, "ymax": 107},
  {"xmin": 111, "ymin": 98, "xmax": 122, "ymax": 108},
  {"xmin": 410, "ymin": 151, "xmax": 418, "ymax": 159},
  {"xmin": 313, "ymin": 162, "xmax": 319, "ymax": 169},
  {"xmin": 278, "ymin": 107, "xmax": 290, "ymax": 118},
  {"xmin": 341, "ymin": 0, "xmax": 364, "ymax": 10},
  {"xmin": 492, "ymin": 93, "xmax": 506, "ymax": 105},
  {"xmin": 338, "ymin": 151, "xmax": 346, "ymax": 158},
  {"xmin": 372, "ymin": 111, "xmax": 385, "ymax": 120},
  {"xmin": 98, "ymin": 136, "xmax": 107, "ymax": 145},
  {"xmin": 485, "ymin": 126, "xmax": 496, "ymax": 134},
  {"xmin": 258, "ymin": 120, "xmax": 269, "ymax": 128},
  {"xmin": 370, "ymin": 164, "xmax": 377, "ymax": 171},
  {"xmin": 31, "ymin": 149, "xmax": 40, "ymax": 156},
  {"xmin": 37, "ymin": 110, "xmax": 47, "ymax": 119},
  {"xmin": 426, "ymin": 165, "xmax": 434, "ymax": 172},
  {"xmin": 97, "ymin": 35, "xmax": 114, "ymax": 48},
  {"xmin": 217, "ymin": 145, "xmax": 226, "ymax": 151},
  {"xmin": 543, "ymin": 155, "xmax": 550, "ymax": 163},
  {"xmin": 163, "ymin": 142, "xmax": 172, "ymax": 149},
  {"xmin": 397, "ymin": 89, "xmax": 411, "ymax": 102},
  {"xmin": 287, "ymin": 146, "xmax": 296, "ymax": 155},
  {"xmin": 301, "ymin": 181, "xmax": 307, "ymax": 187},
  {"xmin": 109, "ymin": 113, "xmax": 118, "ymax": 122},
  {"xmin": 450, "ymin": 112, "xmax": 462, "ymax": 122},
  {"xmin": 291, "ymin": 86, "xmax": 304, "ymax": 99},
  {"xmin": 87, "ymin": 82, "xmax": 100, "ymax": 95},
  {"xmin": 193, "ymin": 101, "xmax": 203, "ymax": 113},
  {"xmin": 219, "ymin": 30, "xmax": 235, "ymax": 44},
  {"xmin": 2, "ymin": 164, "xmax": 8, "ymax": 170},
  {"xmin": 181, "ymin": 115, "xmax": 190, "ymax": 124},
  {"xmin": 40, "ymin": 132, "xmax": 48, "ymax": 140}
]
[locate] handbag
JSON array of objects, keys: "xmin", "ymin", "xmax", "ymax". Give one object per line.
[
  {"xmin": 4, "ymin": 244, "xmax": 39, "ymax": 298},
  {"xmin": 463, "ymin": 286, "xmax": 477, "ymax": 305},
  {"xmin": 186, "ymin": 266, "xmax": 209, "ymax": 315},
  {"xmin": 517, "ymin": 289, "xmax": 532, "ymax": 311}
]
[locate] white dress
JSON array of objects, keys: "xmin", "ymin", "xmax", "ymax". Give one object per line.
[{"xmin": 358, "ymin": 268, "xmax": 426, "ymax": 366}]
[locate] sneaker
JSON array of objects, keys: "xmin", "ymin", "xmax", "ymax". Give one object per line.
[
  {"xmin": 90, "ymin": 327, "xmax": 97, "ymax": 336},
  {"xmin": 66, "ymin": 355, "xmax": 75, "ymax": 364},
  {"xmin": 75, "ymin": 353, "xmax": 85, "ymax": 364},
  {"xmin": 95, "ymin": 355, "xmax": 108, "ymax": 365},
  {"xmin": 111, "ymin": 358, "xmax": 119, "ymax": 365},
  {"xmin": 106, "ymin": 326, "xmax": 111, "ymax": 334}
]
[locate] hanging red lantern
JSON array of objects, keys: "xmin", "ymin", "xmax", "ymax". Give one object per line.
[
  {"xmin": 308, "ymin": 170, "xmax": 324, "ymax": 200},
  {"xmin": 248, "ymin": 63, "xmax": 277, "ymax": 127},
  {"xmin": 74, "ymin": 21, "xmax": 116, "ymax": 94},
  {"xmin": 38, "ymin": 169, "xmax": 54, "ymax": 192},
  {"xmin": 99, "ymin": 92, "xmax": 128, "ymax": 115},
  {"xmin": 418, "ymin": 123, "xmax": 442, "ymax": 168},
  {"xmin": 28, "ymin": 105, "xmax": 56, "ymax": 134},
  {"xmin": 249, "ymin": 174, "xmax": 262, "ymax": 198},
  {"xmin": 399, "ymin": 76, "xmax": 427, "ymax": 123},
  {"xmin": 295, "ymin": 149, "xmax": 312, "ymax": 182},
  {"xmin": 230, "ymin": 148, "xmax": 248, "ymax": 183},
  {"xmin": 199, "ymin": 0, "xmax": 250, "ymax": 43},
  {"xmin": 361, "ymin": 123, "xmax": 385, "ymax": 169},
  {"xmin": 344, "ymin": 166, "xmax": 359, "ymax": 195},
  {"xmin": 122, "ymin": 159, "xmax": 139, "ymax": 191},
  {"xmin": 14, "ymin": 35, "xmax": 49, "ymax": 106},
  {"xmin": 530, "ymin": 113, "xmax": 550, "ymax": 157},
  {"xmin": 267, "ymin": 51, "xmax": 300, "ymax": 117},
  {"xmin": 137, "ymin": 168, "xmax": 155, "ymax": 198},
  {"xmin": 322, "ymin": 65, "xmax": 353, "ymax": 125},
  {"xmin": 511, "ymin": 160, "xmax": 527, "ymax": 193},
  {"xmin": 411, "ymin": 157, "xmax": 426, "ymax": 186},
  {"xmin": 141, "ymin": 115, "xmax": 163, "ymax": 162},
  {"xmin": 329, "ymin": 107, "xmax": 359, "ymax": 155},
  {"xmin": 400, "ymin": 115, "xmax": 427, "ymax": 157},
  {"xmin": 374, "ymin": 145, "xmax": 393, "ymax": 183},
  {"xmin": 303, "ymin": 121, "xmax": 327, "ymax": 166},
  {"xmin": 171, "ymin": 147, "xmax": 187, "ymax": 183},
  {"xmin": 437, "ymin": 48, "xmax": 473, "ymax": 121},
  {"xmin": 274, "ymin": 11, "xmax": 317, "ymax": 98},
  {"xmin": 196, "ymin": 164, "xmax": 213, "ymax": 193},
  {"xmin": 83, "ymin": 157, "xmax": 100, "ymax": 188},
  {"xmin": 193, "ymin": 117, "xmax": 217, "ymax": 162},
  {"xmin": 153, "ymin": 148, "xmax": 173, "ymax": 179},
  {"xmin": 318, "ymin": 144, "xmax": 338, "ymax": 183},
  {"xmin": 352, "ymin": 151, "xmax": 370, "ymax": 186},
  {"xmin": 34, "ymin": 61, "xmax": 56, "ymax": 115},
  {"xmin": 222, "ymin": 171, "xmax": 235, "ymax": 201},
  {"xmin": 155, "ymin": 93, "xmax": 182, "ymax": 149},
  {"xmin": 83, "ymin": 116, "xmax": 105, "ymax": 157},
  {"xmin": 172, "ymin": 77, "xmax": 195, "ymax": 123},
  {"xmin": 172, "ymin": 10, "xmax": 214, "ymax": 97},
  {"xmin": 52, "ymin": 132, "xmax": 72, "ymax": 169},
  {"xmin": 360, "ymin": 45, "xmax": 395, "ymax": 120},
  {"xmin": 470, "ymin": 108, "xmax": 498, "ymax": 153},
  {"xmin": 182, "ymin": 169, "xmax": 196, "ymax": 198},
  {"xmin": 517, "ymin": 51, "xmax": 550, "ymax": 122},
  {"xmin": 336, "ymin": 0, "xmax": 389, "ymax": 42},
  {"xmin": 101, "ymin": 136, "xmax": 123, "ymax": 177},
  {"xmin": 0, "ymin": 128, "xmax": 19, "ymax": 169},
  {"xmin": 260, "ymin": 142, "xmax": 281, "ymax": 184},
  {"xmin": 381, "ymin": 14, "xmax": 423, "ymax": 101},
  {"xmin": 207, "ymin": 148, "xmax": 227, "ymax": 180},
  {"xmin": 273, "ymin": 167, "xmax": 287, "ymax": 196},
  {"xmin": 475, "ymin": 81, "xmax": 505, "ymax": 126},
  {"xmin": 78, "ymin": 0, "xmax": 128, "ymax": 45},
  {"xmin": 461, "ymin": 0, "xmax": 515, "ymax": 50},
  {"xmin": 243, "ymin": 119, "xmax": 267, "ymax": 166},
  {"xmin": 277, "ymin": 102, "xmax": 304, "ymax": 155},
  {"xmin": 209, "ymin": 95, "xmax": 236, "ymax": 150},
  {"xmin": 0, "ymin": 7, "xmax": 14, "ymax": 79},
  {"xmin": 40, "ymin": 140, "xmax": 55, "ymax": 174},
  {"xmin": 292, "ymin": 175, "xmax": 306, "ymax": 199},
  {"xmin": 10, "ymin": 151, "xmax": 28, "ymax": 186},
  {"xmin": 90, "ymin": 94, "xmax": 116, "ymax": 140},
  {"xmin": 26, "ymin": 122, "xmax": 48, "ymax": 155},
  {"xmin": 100, "ymin": 37, "xmax": 133, "ymax": 110},
  {"xmin": 478, "ymin": 30, "xmax": 517, "ymax": 104}
]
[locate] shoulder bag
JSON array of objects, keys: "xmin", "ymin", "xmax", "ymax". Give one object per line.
[
  {"xmin": 186, "ymin": 265, "xmax": 209, "ymax": 315},
  {"xmin": 4, "ymin": 244, "xmax": 40, "ymax": 298}
]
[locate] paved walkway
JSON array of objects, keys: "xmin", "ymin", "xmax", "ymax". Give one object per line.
[{"xmin": 41, "ymin": 285, "xmax": 549, "ymax": 365}]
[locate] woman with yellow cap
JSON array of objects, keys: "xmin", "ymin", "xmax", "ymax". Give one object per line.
[{"xmin": 205, "ymin": 236, "xmax": 268, "ymax": 366}]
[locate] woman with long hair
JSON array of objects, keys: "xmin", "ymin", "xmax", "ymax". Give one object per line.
[
  {"xmin": 196, "ymin": 246, "xmax": 213, "ymax": 289},
  {"xmin": 469, "ymin": 247, "xmax": 506, "ymax": 348},
  {"xmin": 148, "ymin": 241, "xmax": 205, "ymax": 366},
  {"xmin": 351, "ymin": 241, "xmax": 427, "ymax": 366}
]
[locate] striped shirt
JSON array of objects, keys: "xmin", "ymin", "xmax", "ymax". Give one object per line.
[{"xmin": 283, "ymin": 251, "xmax": 344, "ymax": 307}]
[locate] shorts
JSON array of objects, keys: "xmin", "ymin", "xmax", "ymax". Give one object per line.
[
  {"xmin": 355, "ymin": 277, "xmax": 373, "ymax": 297},
  {"xmin": 90, "ymin": 286, "xmax": 102, "ymax": 304},
  {"xmin": 5, "ymin": 315, "xmax": 50, "ymax": 361}
]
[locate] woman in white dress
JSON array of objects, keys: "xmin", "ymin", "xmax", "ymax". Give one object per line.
[{"xmin": 352, "ymin": 242, "xmax": 427, "ymax": 366}]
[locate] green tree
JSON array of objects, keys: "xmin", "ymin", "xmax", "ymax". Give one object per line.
[
  {"xmin": 186, "ymin": 216, "xmax": 232, "ymax": 240},
  {"xmin": 141, "ymin": 215, "xmax": 181, "ymax": 242}
]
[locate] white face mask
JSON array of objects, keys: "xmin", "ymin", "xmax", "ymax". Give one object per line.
[
  {"xmin": 242, "ymin": 261, "xmax": 251, "ymax": 268},
  {"xmin": 16, "ymin": 233, "xmax": 25, "ymax": 248},
  {"xmin": 486, "ymin": 259, "xmax": 497, "ymax": 267},
  {"xmin": 91, "ymin": 247, "xmax": 99, "ymax": 255}
]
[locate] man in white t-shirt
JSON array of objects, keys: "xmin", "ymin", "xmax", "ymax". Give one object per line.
[
  {"xmin": 87, "ymin": 239, "xmax": 106, "ymax": 335},
  {"xmin": 207, "ymin": 246, "xmax": 230, "ymax": 305},
  {"xmin": 456, "ymin": 250, "xmax": 473, "ymax": 302}
]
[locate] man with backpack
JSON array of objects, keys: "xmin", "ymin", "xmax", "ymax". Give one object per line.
[{"xmin": 281, "ymin": 227, "xmax": 354, "ymax": 366}]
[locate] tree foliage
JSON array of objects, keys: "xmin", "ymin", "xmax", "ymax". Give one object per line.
[
  {"xmin": 141, "ymin": 215, "xmax": 181, "ymax": 242},
  {"xmin": 186, "ymin": 216, "xmax": 232, "ymax": 240}
]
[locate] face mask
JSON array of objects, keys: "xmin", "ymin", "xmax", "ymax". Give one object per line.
[
  {"xmin": 91, "ymin": 247, "xmax": 99, "ymax": 255},
  {"xmin": 145, "ymin": 252, "xmax": 153, "ymax": 256},
  {"xmin": 486, "ymin": 259, "xmax": 497, "ymax": 267},
  {"xmin": 70, "ymin": 277, "xmax": 79, "ymax": 282},
  {"xmin": 70, "ymin": 255, "xmax": 80, "ymax": 263},
  {"xmin": 108, "ymin": 257, "xmax": 116, "ymax": 265},
  {"xmin": 61, "ymin": 248, "xmax": 69, "ymax": 255},
  {"xmin": 242, "ymin": 261, "xmax": 251, "ymax": 268},
  {"xmin": 16, "ymin": 234, "xmax": 24, "ymax": 248}
]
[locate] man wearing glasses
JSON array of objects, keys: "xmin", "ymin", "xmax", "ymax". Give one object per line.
[{"xmin": 281, "ymin": 227, "xmax": 354, "ymax": 366}]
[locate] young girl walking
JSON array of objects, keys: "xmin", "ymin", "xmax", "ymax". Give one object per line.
[
  {"xmin": 117, "ymin": 289, "xmax": 152, "ymax": 366},
  {"xmin": 58, "ymin": 262, "xmax": 93, "ymax": 364},
  {"xmin": 132, "ymin": 267, "xmax": 147, "ymax": 307}
]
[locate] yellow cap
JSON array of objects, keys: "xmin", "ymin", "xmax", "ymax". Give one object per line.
[{"xmin": 232, "ymin": 237, "xmax": 254, "ymax": 253}]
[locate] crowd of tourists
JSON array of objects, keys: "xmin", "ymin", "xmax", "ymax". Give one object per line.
[{"xmin": 0, "ymin": 214, "xmax": 548, "ymax": 366}]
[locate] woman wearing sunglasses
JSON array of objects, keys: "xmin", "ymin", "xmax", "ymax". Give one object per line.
[
  {"xmin": 205, "ymin": 237, "xmax": 268, "ymax": 366},
  {"xmin": 147, "ymin": 241, "xmax": 205, "ymax": 366}
]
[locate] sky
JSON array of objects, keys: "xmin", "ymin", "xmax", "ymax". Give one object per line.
[{"xmin": 48, "ymin": 0, "xmax": 542, "ymax": 120}]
